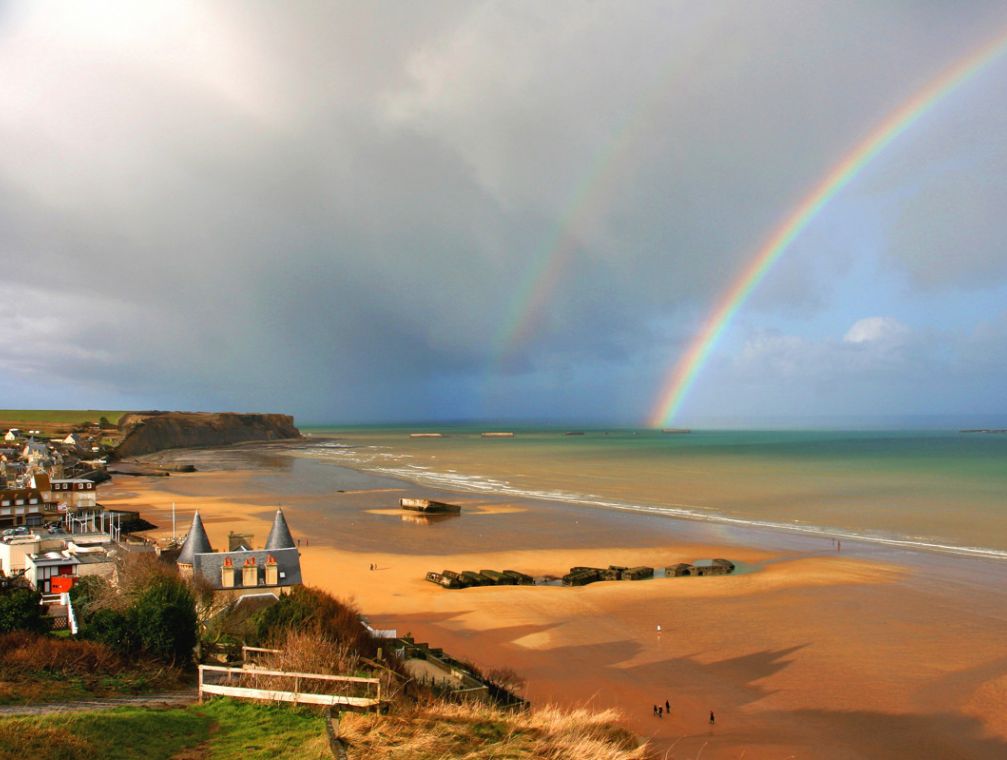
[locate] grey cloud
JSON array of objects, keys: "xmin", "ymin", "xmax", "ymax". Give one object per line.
[{"xmin": 1, "ymin": 2, "xmax": 1006, "ymax": 422}]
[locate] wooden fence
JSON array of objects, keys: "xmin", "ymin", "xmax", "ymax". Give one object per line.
[{"xmin": 198, "ymin": 665, "xmax": 382, "ymax": 709}]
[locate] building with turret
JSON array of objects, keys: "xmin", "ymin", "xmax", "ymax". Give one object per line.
[{"xmin": 177, "ymin": 509, "xmax": 301, "ymax": 599}]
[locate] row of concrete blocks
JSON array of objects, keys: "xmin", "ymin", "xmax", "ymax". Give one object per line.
[{"xmin": 425, "ymin": 568, "xmax": 536, "ymax": 589}]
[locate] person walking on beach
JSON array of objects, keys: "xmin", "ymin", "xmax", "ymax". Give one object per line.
[
  {"xmin": 665, "ymin": 699, "xmax": 670, "ymax": 714},
  {"xmin": 653, "ymin": 705, "xmax": 658, "ymax": 717},
  {"xmin": 658, "ymin": 707, "xmax": 663, "ymax": 719},
  {"xmin": 709, "ymin": 710, "xmax": 715, "ymax": 726}
]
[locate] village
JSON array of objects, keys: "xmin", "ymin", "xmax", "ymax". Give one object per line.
[{"xmin": 0, "ymin": 422, "xmax": 532, "ymax": 724}]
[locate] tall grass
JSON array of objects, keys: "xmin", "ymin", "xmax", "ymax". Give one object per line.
[{"xmin": 338, "ymin": 699, "xmax": 649, "ymax": 759}]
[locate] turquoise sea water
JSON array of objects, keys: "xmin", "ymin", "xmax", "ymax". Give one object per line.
[{"xmin": 299, "ymin": 427, "xmax": 1007, "ymax": 557}]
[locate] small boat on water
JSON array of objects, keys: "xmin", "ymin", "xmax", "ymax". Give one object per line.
[
  {"xmin": 400, "ymin": 497, "xmax": 462, "ymax": 514},
  {"xmin": 410, "ymin": 433, "xmax": 444, "ymax": 438},
  {"xmin": 481, "ymin": 431, "xmax": 514, "ymax": 438}
]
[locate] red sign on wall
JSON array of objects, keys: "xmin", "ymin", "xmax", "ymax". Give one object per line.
[{"xmin": 50, "ymin": 576, "xmax": 74, "ymax": 594}]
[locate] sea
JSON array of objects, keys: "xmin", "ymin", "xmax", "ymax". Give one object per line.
[{"xmin": 299, "ymin": 426, "xmax": 1007, "ymax": 560}]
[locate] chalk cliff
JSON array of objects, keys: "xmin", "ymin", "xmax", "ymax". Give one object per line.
[{"xmin": 113, "ymin": 411, "xmax": 300, "ymax": 459}]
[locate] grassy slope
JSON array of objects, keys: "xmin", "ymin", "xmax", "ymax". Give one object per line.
[
  {"xmin": 0, "ymin": 698, "xmax": 648, "ymax": 759},
  {"xmin": 0, "ymin": 699, "xmax": 330, "ymax": 760},
  {"xmin": 0, "ymin": 632, "xmax": 187, "ymax": 706}
]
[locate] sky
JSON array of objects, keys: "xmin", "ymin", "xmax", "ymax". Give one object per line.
[{"xmin": 1, "ymin": 1, "xmax": 1006, "ymax": 427}]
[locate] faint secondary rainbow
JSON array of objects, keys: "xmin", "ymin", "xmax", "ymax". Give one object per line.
[
  {"xmin": 491, "ymin": 8, "xmax": 730, "ymax": 370},
  {"xmin": 650, "ymin": 29, "xmax": 1007, "ymax": 427},
  {"xmin": 492, "ymin": 131, "xmax": 631, "ymax": 366}
]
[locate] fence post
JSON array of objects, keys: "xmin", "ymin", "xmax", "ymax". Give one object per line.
[{"xmin": 198, "ymin": 666, "xmax": 203, "ymax": 705}]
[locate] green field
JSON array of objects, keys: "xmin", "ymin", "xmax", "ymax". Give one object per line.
[
  {"xmin": 0, "ymin": 410, "xmax": 128, "ymax": 426},
  {"xmin": 0, "ymin": 698, "xmax": 331, "ymax": 760}
]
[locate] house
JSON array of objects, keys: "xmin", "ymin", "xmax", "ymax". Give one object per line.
[
  {"xmin": 4, "ymin": 429, "xmax": 19, "ymax": 443},
  {"xmin": 21, "ymin": 439, "xmax": 50, "ymax": 467},
  {"xmin": 45, "ymin": 478, "xmax": 97, "ymax": 510},
  {"xmin": 177, "ymin": 509, "xmax": 301, "ymax": 599},
  {"xmin": 62, "ymin": 433, "xmax": 78, "ymax": 446},
  {"xmin": 0, "ymin": 534, "xmax": 49, "ymax": 576},
  {"xmin": 0, "ymin": 487, "xmax": 48, "ymax": 528},
  {"xmin": 22, "ymin": 538, "xmax": 116, "ymax": 594},
  {"xmin": 24, "ymin": 551, "xmax": 78, "ymax": 594}
]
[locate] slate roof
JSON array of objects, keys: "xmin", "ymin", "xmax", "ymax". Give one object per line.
[
  {"xmin": 190, "ymin": 547, "xmax": 301, "ymax": 590},
  {"xmin": 264, "ymin": 508, "xmax": 295, "ymax": 551},
  {"xmin": 178, "ymin": 512, "xmax": 213, "ymax": 565}
]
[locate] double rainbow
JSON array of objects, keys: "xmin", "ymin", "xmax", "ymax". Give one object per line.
[{"xmin": 650, "ymin": 29, "xmax": 1007, "ymax": 427}]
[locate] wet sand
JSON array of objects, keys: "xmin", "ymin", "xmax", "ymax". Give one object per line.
[{"xmin": 101, "ymin": 445, "xmax": 1007, "ymax": 759}]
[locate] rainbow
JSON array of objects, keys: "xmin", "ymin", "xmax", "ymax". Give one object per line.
[
  {"xmin": 492, "ymin": 146, "xmax": 621, "ymax": 365},
  {"xmin": 492, "ymin": 7, "xmax": 731, "ymax": 368},
  {"xmin": 650, "ymin": 29, "xmax": 1007, "ymax": 427}
]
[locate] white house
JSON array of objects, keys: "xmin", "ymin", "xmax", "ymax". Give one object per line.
[{"xmin": 48, "ymin": 479, "xmax": 97, "ymax": 510}]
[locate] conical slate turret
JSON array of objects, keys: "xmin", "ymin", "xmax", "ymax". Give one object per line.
[
  {"xmin": 178, "ymin": 511, "xmax": 213, "ymax": 565},
  {"xmin": 264, "ymin": 508, "xmax": 295, "ymax": 550}
]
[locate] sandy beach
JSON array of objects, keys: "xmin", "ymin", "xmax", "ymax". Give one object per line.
[{"xmin": 101, "ymin": 446, "xmax": 1007, "ymax": 759}]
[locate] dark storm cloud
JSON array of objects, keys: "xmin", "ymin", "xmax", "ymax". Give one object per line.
[{"xmin": 1, "ymin": 1, "xmax": 1006, "ymax": 422}]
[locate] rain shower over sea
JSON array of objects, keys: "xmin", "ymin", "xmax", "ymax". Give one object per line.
[{"xmin": 300, "ymin": 427, "xmax": 1007, "ymax": 560}]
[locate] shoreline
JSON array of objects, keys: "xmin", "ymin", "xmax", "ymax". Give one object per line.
[
  {"xmin": 288, "ymin": 435, "xmax": 1007, "ymax": 563},
  {"xmin": 102, "ymin": 441, "xmax": 1007, "ymax": 758},
  {"xmin": 143, "ymin": 437, "xmax": 1007, "ymax": 570}
]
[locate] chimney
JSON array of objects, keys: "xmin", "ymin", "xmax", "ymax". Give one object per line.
[
  {"xmin": 242, "ymin": 556, "xmax": 258, "ymax": 587},
  {"xmin": 220, "ymin": 556, "xmax": 236, "ymax": 588},
  {"xmin": 265, "ymin": 554, "xmax": 279, "ymax": 586}
]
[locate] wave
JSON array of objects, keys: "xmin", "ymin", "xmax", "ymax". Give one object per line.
[{"xmin": 296, "ymin": 442, "xmax": 1007, "ymax": 562}]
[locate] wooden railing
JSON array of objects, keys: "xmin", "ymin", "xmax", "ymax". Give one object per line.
[
  {"xmin": 198, "ymin": 665, "xmax": 381, "ymax": 709},
  {"xmin": 241, "ymin": 645, "xmax": 281, "ymax": 668}
]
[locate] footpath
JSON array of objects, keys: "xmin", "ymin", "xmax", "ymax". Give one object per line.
[{"xmin": 0, "ymin": 690, "xmax": 197, "ymax": 716}]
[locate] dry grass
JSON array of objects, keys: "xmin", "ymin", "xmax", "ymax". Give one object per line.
[
  {"xmin": 0, "ymin": 631, "xmax": 123, "ymax": 676},
  {"xmin": 242, "ymin": 629, "xmax": 400, "ymax": 703},
  {"xmin": 259, "ymin": 629, "xmax": 362, "ymax": 676},
  {"xmin": 0, "ymin": 632, "xmax": 184, "ymax": 704},
  {"xmin": 338, "ymin": 699, "xmax": 649, "ymax": 759}
]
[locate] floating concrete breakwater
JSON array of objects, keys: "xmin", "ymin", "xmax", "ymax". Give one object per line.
[
  {"xmin": 425, "ymin": 559, "xmax": 735, "ymax": 589},
  {"xmin": 563, "ymin": 565, "xmax": 654, "ymax": 586},
  {"xmin": 426, "ymin": 569, "xmax": 535, "ymax": 589},
  {"xmin": 400, "ymin": 498, "xmax": 462, "ymax": 514}
]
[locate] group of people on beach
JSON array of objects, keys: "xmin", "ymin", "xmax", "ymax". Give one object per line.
[{"xmin": 652, "ymin": 701, "xmax": 715, "ymax": 726}]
